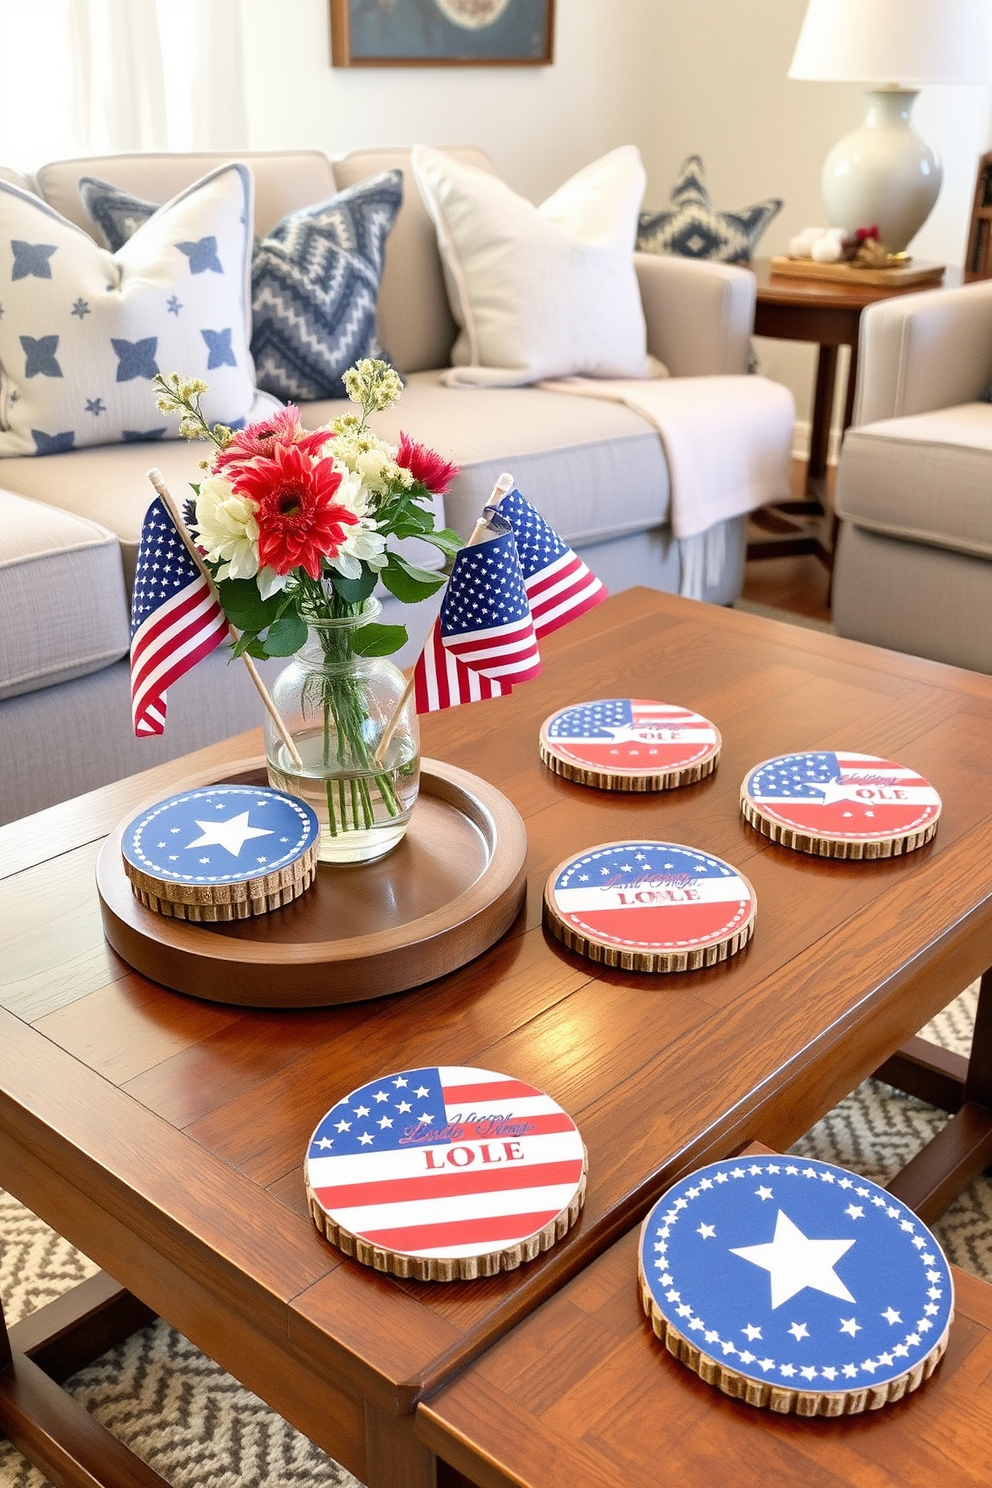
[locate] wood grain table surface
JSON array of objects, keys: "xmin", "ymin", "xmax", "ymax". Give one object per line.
[
  {"xmin": 2, "ymin": 588, "xmax": 992, "ymax": 1488},
  {"xmin": 419, "ymin": 1156, "xmax": 992, "ymax": 1488}
]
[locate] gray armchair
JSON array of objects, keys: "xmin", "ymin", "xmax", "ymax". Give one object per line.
[{"xmin": 832, "ymin": 279, "xmax": 992, "ymax": 673}]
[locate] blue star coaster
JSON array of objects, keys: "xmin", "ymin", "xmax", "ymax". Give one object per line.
[
  {"xmin": 121, "ymin": 784, "xmax": 320, "ymax": 921},
  {"xmin": 639, "ymin": 1155, "xmax": 953, "ymax": 1415}
]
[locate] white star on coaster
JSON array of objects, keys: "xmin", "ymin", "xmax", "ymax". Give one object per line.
[
  {"xmin": 730, "ymin": 1210, "xmax": 856, "ymax": 1309},
  {"xmin": 186, "ymin": 810, "xmax": 273, "ymax": 857}
]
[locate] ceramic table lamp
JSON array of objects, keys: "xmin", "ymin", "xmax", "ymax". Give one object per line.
[{"xmin": 789, "ymin": 0, "xmax": 992, "ymax": 252}]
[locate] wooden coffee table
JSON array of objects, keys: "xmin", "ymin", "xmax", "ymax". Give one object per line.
[
  {"xmin": 3, "ymin": 588, "xmax": 992, "ymax": 1488},
  {"xmin": 419, "ymin": 1151, "xmax": 992, "ymax": 1488}
]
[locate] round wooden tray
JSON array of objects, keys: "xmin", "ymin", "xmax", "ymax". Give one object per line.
[{"xmin": 97, "ymin": 755, "xmax": 528, "ymax": 1007}]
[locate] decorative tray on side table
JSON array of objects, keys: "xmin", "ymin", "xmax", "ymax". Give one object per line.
[{"xmin": 97, "ymin": 754, "xmax": 528, "ymax": 1008}]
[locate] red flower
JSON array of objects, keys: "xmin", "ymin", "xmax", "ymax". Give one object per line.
[
  {"xmin": 232, "ymin": 444, "xmax": 358, "ymax": 577},
  {"xmin": 396, "ymin": 431, "xmax": 458, "ymax": 495},
  {"xmin": 214, "ymin": 405, "xmax": 330, "ymax": 478}
]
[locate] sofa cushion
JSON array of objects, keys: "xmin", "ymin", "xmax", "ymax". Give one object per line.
[
  {"xmin": 836, "ymin": 403, "xmax": 992, "ymax": 559},
  {"xmin": 35, "ymin": 150, "xmax": 337, "ymax": 239},
  {"xmin": 0, "ymin": 389, "xmax": 283, "ymax": 592},
  {"xmin": 0, "ymin": 163, "xmax": 257, "ymax": 457},
  {"xmin": 332, "ymin": 146, "xmax": 499, "ymax": 377},
  {"xmin": 0, "ymin": 488, "xmax": 129, "ymax": 700},
  {"xmin": 637, "ymin": 156, "xmax": 782, "ymax": 264},
  {"xmin": 302, "ymin": 370, "xmax": 670, "ymax": 544},
  {"xmin": 412, "ymin": 146, "xmax": 652, "ymax": 388},
  {"xmin": 79, "ymin": 169, "xmax": 405, "ymax": 402}
]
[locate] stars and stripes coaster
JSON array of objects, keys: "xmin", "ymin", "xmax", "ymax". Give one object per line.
[
  {"xmin": 638, "ymin": 1155, "xmax": 953, "ymax": 1416},
  {"xmin": 305, "ymin": 1065, "xmax": 587, "ymax": 1282},
  {"xmin": 543, "ymin": 841, "xmax": 756, "ymax": 972},
  {"xmin": 539, "ymin": 699, "xmax": 721, "ymax": 791},
  {"xmin": 741, "ymin": 751, "xmax": 941, "ymax": 859},
  {"xmin": 121, "ymin": 785, "xmax": 320, "ymax": 921}
]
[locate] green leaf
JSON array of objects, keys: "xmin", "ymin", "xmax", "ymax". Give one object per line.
[
  {"xmin": 217, "ymin": 577, "xmax": 281, "ymax": 631},
  {"xmin": 422, "ymin": 526, "xmax": 462, "ymax": 556},
  {"xmin": 381, "ymin": 553, "xmax": 446, "ymax": 603},
  {"xmin": 262, "ymin": 613, "xmax": 309, "ymax": 657},
  {"xmin": 329, "ymin": 565, "xmax": 378, "ymax": 603},
  {"xmin": 349, "ymin": 622, "xmax": 408, "ymax": 657}
]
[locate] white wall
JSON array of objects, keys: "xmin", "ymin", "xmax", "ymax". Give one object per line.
[
  {"xmin": 240, "ymin": 0, "xmax": 659, "ymax": 202},
  {"xmin": 239, "ymin": 0, "xmax": 992, "ymax": 453}
]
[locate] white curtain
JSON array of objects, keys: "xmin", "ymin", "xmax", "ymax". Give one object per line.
[{"xmin": 0, "ymin": 0, "xmax": 247, "ymax": 167}]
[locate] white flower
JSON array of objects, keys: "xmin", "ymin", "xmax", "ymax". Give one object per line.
[
  {"xmin": 343, "ymin": 358, "xmax": 403, "ymax": 412},
  {"xmin": 257, "ymin": 566, "xmax": 291, "ymax": 600},
  {"xmin": 192, "ymin": 475, "xmax": 259, "ymax": 581}
]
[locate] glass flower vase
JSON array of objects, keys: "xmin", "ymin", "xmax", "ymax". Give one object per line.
[{"xmin": 264, "ymin": 600, "xmax": 419, "ymax": 865}]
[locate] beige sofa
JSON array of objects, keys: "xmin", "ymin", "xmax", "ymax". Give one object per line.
[
  {"xmin": 832, "ymin": 278, "xmax": 992, "ymax": 673},
  {"xmin": 0, "ymin": 147, "xmax": 760, "ymax": 824}
]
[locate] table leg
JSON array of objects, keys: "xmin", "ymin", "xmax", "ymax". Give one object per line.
[
  {"xmin": 0, "ymin": 1279, "xmax": 166, "ymax": 1488},
  {"xmin": 884, "ymin": 967, "xmax": 992, "ymax": 1225},
  {"xmin": 365, "ymin": 1399, "xmax": 438, "ymax": 1488},
  {"xmin": 808, "ymin": 344, "xmax": 839, "ymax": 480}
]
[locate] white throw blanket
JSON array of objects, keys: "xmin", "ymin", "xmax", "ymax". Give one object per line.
[{"xmin": 539, "ymin": 374, "xmax": 795, "ymax": 599}]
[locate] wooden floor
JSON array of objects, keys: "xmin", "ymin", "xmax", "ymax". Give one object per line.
[{"xmin": 741, "ymin": 460, "xmax": 834, "ymax": 625}]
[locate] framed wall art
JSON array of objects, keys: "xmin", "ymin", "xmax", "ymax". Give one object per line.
[{"xmin": 330, "ymin": 0, "xmax": 555, "ymax": 67}]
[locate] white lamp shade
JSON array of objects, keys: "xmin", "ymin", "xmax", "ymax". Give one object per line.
[{"xmin": 789, "ymin": 0, "xmax": 992, "ymax": 84}]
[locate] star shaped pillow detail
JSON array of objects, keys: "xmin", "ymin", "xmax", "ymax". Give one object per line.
[
  {"xmin": 637, "ymin": 156, "xmax": 782, "ymax": 264},
  {"xmin": 79, "ymin": 169, "xmax": 404, "ymax": 401},
  {"xmin": 0, "ymin": 163, "xmax": 256, "ymax": 457},
  {"xmin": 412, "ymin": 145, "xmax": 654, "ymax": 387}
]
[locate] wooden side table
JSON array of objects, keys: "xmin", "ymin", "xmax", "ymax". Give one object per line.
[{"xmin": 750, "ymin": 258, "xmax": 954, "ymax": 564}]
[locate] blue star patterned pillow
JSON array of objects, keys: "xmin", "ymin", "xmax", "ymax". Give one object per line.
[
  {"xmin": 80, "ymin": 170, "xmax": 404, "ymax": 401},
  {"xmin": 0, "ymin": 164, "xmax": 256, "ymax": 456},
  {"xmin": 637, "ymin": 156, "xmax": 782, "ymax": 264}
]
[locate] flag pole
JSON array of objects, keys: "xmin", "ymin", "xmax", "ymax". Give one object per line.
[
  {"xmin": 372, "ymin": 473, "xmax": 515, "ymax": 768},
  {"xmin": 146, "ymin": 468, "xmax": 305, "ymax": 771}
]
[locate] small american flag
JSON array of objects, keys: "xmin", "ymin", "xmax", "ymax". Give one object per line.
[
  {"xmin": 130, "ymin": 496, "xmax": 228, "ymax": 736},
  {"xmin": 307, "ymin": 1065, "xmax": 586, "ymax": 1261},
  {"xmin": 413, "ymin": 520, "xmax": 539, "ymax": 713},
  {"xmin": 490, "ymin": 487, "xmax": 606, "ymax": 636}
]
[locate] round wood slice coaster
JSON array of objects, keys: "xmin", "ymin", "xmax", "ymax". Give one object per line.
[
  {"xmin": 740, "ymin": 751, "xmax": 941, "ymax": 859},
  {"xmin": 120, "ymin": 784, "xmax": 320, "ymax": 921},
  {"xmin": 539, "ymin": 698, "xmax": 721, "ymax": 791},
  {"xmin": 305, "ymin": 1065, "xmax": 587, "ymax": 1282},
  {"xmin": 638, "ymin": 1155, "xmax": 953, "ymax": 1416},
  {"xmin": 543, "ymin": 840, "xmax": 755, "ymax": 972}
]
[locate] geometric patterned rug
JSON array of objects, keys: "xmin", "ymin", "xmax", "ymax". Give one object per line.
[{"xmin": 2, "ymin": 988, "xmax": 987, "ymax": 1487}]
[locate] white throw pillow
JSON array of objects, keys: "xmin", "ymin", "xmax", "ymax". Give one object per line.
[
  {"xmin": 411, "ymin": 145, "xmax": 654, "ymax": 387},
  {"xmin": 0, "ymin": 163, "xmax": 257, "ymax": 456}
]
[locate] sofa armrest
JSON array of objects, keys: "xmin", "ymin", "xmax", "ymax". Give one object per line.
[
  {"xmin": 634, "ymin": 253, "xmax": 755, "ymax": 377},
  {"xmin": 854, "ymin": 281, "xmax": 992, "ymax": 425}
]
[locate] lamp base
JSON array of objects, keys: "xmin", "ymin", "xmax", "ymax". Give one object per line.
[{"xmin": 821, "ymin": 89, "xmax": 941, "ymax": 253}]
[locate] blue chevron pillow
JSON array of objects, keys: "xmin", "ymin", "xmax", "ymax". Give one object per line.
[
  {"xmin": 80, "ymin": 170, "xmax": 403, "ymax": 401},
  {"xmin": 637, "ymin": 156, "xmax": 781, "ymax": 264}
]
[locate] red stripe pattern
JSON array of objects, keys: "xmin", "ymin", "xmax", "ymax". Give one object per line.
[
  {"xmin": 306, "ymin": 1065, "xmax": 586, "ymax": 1262},
  {"xmin": 493, "ymin": 487, "xmax": 606, "ymax": 637},
  {"xmin": 129, "ymin": 497, "xmax": 228, "ymax": 736}
]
